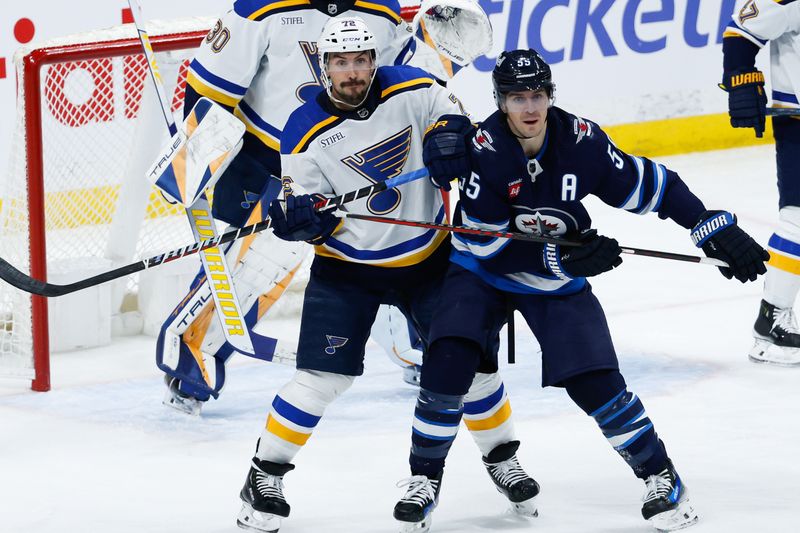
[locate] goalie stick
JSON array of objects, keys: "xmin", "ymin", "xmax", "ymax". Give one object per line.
[
  {"xmin": 0, "ymin": 169, "xmax": 429, "ymax": 298},
  {"xmin": 345, "ymin": 213, "xmax": 731, "ymax": 268},
  {"xmin": 129, "ymin": 0, "xmax": 258, "ymax": 356}
]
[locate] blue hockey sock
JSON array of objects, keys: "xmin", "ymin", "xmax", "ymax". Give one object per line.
[
  {"xmin": 564, "ymin": 370, "xmax": 668, "ymax": 479},
  {"xmin": 409, "ymin": 388, "xmax": 463, "ymax": 478}
]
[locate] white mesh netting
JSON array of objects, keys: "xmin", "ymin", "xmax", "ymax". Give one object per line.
[{"xmin": 0, "ymin": 18, "xmax": 216, "ymax": 380}]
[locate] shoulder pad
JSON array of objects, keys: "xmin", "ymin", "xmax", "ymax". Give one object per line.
[
  {"xmin": 281, "ymin": 100, "xmax": 342, "ymax": 155},
  {"xmin": 351, "ymin": 0, "xmax": 404, "ymax": 25}
]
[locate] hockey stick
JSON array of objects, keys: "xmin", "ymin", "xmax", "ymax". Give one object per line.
[
  {"xmin": 766, "ymin": 108, "xmax": 800, "ymax": 117},
  {"xmin": 0, "ymin": 169, "xmax": 429, "ymax": 298},
  {"xmin": 345, "ymin": 213, "xmax": 730, "ymax": 268},
  {"xmin": 128, "ymin": 0, "xmax": 258, "ymax": 354}
]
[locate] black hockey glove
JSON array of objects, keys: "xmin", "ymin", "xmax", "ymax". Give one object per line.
[
  {"xmin": 543, "ymin": 229, "xmax": 623, "ymax": 279},
  {"xmin": 720, "ymin": 69, "xmax": 767, "ymax": 138},
  {"xmin": 691, "ymin": 210, "xmax": 769, "ymax": 283},
  {"xmin": 268, "ymin": 193, "xmax": 340, "ymax": 244},
  {"xmin": 422, "ymin": 114, "xmax": 474, "ymax": 191}
]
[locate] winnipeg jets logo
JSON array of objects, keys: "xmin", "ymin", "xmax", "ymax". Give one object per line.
[
  {"xmin": 325, "ymin": 335, "xmax": 348, "ymax": 355},
  {"xmin": 471, "ymin": 128, "xmax": 495, "ymax": 152},
  {"xmin": 520, "ymin": 214, "xmax": 561, "ymax": 236},
  {"xmin": 514, "ymin": 207, "xmax": 578, "ymax": 237}
]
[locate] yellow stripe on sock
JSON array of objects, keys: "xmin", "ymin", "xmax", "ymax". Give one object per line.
[
  {"xmin": 768, "ymin": 250, "xmax": 800, "ymax": 275},
  {"xmin": 463, "ymin": 400, "xmax": 511, "ymax": 431},
  {"xmin": 266, "ymin": 414, "xmax": 312, "ymax": 446}
]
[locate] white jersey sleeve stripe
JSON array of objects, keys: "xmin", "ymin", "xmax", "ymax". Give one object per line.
[
  {"xmin": 637, "ymin": 161, "xmax": 666, "ymax": 215},
  {"xmin": 619, "ymin": 155, "xmax": 646, "ymax": 211}
]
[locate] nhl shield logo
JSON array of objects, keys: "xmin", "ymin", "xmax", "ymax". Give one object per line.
[{"xmin": 328, "ymin": 3, "xmax": 338, "ymax": 14}]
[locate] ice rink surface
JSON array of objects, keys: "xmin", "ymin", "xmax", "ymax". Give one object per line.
[{"xmin": 1, "ymin": 145, "xmax": 798, "ymax": 533}]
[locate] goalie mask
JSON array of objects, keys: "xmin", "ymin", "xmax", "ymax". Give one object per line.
[
  {"xmin": 492, "ymin": 49, "xmax": 555, "ymax": 112},
  {"xmin": 317, "ymin": 16, "xmax": 378, "ymax": 109}
]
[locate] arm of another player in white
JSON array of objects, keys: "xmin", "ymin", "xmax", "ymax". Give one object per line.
[
  {"xmin": 730, "ymin": 0, "xmax": 800, "ymax": 42},
  {"xmin": 186, "ymin": 8, "xmax": 271, "ymax": 109}
]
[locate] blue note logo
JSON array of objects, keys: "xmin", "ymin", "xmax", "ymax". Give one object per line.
[
  {"xmin": 325, "ymin": 335, "xmax": 349, "ymax": 355},
  {"xmin": 296, "ymin": 41, "xmax": 323, "ymax": 104},
  {"xmin": 341, "ymin": 126, "xmax": 413, "ymax": 215}
]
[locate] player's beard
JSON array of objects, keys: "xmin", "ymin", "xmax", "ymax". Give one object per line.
[{"xmin": 333, "ymin": 79, "xmax": 369, "ymax": 107}]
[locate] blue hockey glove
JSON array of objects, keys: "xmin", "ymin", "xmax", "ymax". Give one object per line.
[
  {"xmin": 423, "ymin": 114, "xmax": 474, "ymax": 191},
  {"xmin": 691, "ymin": 210, "xmax": 769, "ymax": 283},
  {"xmin": 543, "ymin": 229, "xmax": 622, "ymax": 279},
  {"xmin": 268, "ymin": 193, "xmax": 339, "ymax": 244},
  {"xmin": 720, "ymin": 69, "xmax": 767, "ymax": 138}
]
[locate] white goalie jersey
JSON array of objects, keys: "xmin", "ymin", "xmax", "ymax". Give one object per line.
[
  {"xmin": 186, "ymin": 0, "xmax": 416, "ymax": 153},
  {"xmin": 280, "ymin": 65, "xmax": 466, "ymax": 267},
  {"xmin": 724, "ymin": 0, "xmax": 800, "ymax": 108}
]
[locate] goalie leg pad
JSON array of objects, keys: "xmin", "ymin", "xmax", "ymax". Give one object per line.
[
  {"xmin": 371, "ymin": 305, "xmax": 424, "ymax": 369},
  {"xmin": 256, "ymin": 369, "xmax": 355, "ymax": 464},
  {"xmin": 156, "ymin": 171, "xmax": 307, "ymax": 398}
]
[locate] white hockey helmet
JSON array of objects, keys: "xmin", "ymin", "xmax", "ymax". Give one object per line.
[{"xmin": 317, "ymin": 16, "xmax": 379, "ymax": 104}]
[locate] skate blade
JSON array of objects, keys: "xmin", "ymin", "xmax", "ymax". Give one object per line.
[
  {"xmin": 748, "ymin": 340, "xmax": 800, "ymax": 367},
  {"xmin": 162, "ymin": 395, "xmax": 202, "ymax": 416},
  {"xmin": 509, "ymin": 497, "xmax": 538, "ymax": 518},
  {"xmin": 237, "ymin": 503, "xmax": 282, "ymax": 533},
  {"xmin": 649, "ymin": 499, "xmax": 698, "ymax": 532},
  {"xmin": 397, "ymin": 516, "xmax": 433, "ymax": 533}
]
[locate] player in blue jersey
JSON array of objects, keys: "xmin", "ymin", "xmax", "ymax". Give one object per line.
[
  {"xmin": 234, "ymin": 20, "xmax": 537, "ymax": 533},
  {"xmin": 720, "ymin": 0, "xmax": 800, "ymax": 365},
  {"xmin": 392, "ymin": 49, "xmax": 769, "ymax": 533}
]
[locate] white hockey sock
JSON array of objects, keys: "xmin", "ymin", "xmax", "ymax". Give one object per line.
[
  {"xmin": 257, "ymin": 369, "xmax": 354, "ymax": 464},
  {"xmin": 462, "ymin": 372, "xmax": 515, "ymax": 457},
  {"xmin": 764, "ymin": 207, "xmax": 800, "ymax": 309}
]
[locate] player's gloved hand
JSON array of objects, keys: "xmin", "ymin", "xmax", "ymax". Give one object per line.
[
  {"xmin": 691, "ymin": 210, "xmax": 769, "ymax": 283},
  {"xmin": 268, "ymin": 193, "xmax": 340, "ymax": 244},
  {"xmin": 543, "ymin": 229, "xmax": 623, "ymax": 279},
  {"xmin": 720, "ymin": 69, "xmax": 767, "ymax": 138},
  {"xmin": 423, "ymin": 114, "xmax": 474, "ymax": 191}
]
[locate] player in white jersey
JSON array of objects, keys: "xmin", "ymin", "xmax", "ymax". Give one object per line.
[
  {"xmin": 234, "ymin": 18, "xmax": 538, "ymax": 533},
  {"xmin": 157, "ymin": 0, "xmax": 456, "ymax": 415},
  {"xmin": 721, "ymin": 0, "xmax": 800, "ymax": 365}
]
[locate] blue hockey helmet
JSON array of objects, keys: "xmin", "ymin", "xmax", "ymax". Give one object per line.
[{"xmin": 492, "ymin": 49, "xmax": 555, "ymax": 110}]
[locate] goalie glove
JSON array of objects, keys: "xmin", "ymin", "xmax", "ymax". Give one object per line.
[
  {"xmin": 691, "ymin": 210, "xmax": 769, "ymax": 283},
  {"xmin": 412, "ymin": 0, "xmax": 493, "ymax": 66}
]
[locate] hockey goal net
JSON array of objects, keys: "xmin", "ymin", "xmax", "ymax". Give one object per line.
[{"xmin": 0, "ymin": 18, "xmax": 218, "ymax": 391}]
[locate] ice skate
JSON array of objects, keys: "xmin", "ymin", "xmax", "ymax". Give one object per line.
[
  {"xmin": 482, "ymin": 440, "xmax": 539, "ymax": 517},
  {"xmin": 237, "ymin": 458, "xmax": 295, "ymax": 533},
  {"xmin": 394, "ymin": 472, "xmax": 442, "ymax": 533},
  {"xmin": 162, "ymin": 376, "xmax": 202, "ymax": 416},
  {"xmin": 402, "ymin": 364, "xmax": 422, "ymax": 386},
  {"xmin": 749, "ymin": 300, "xmax": 800, "ymax": 366},
  {"xmin": 641, "ymin": 461, "xmax": 698, "ymax": 532}
]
